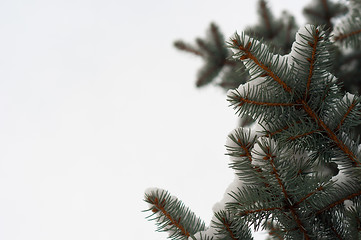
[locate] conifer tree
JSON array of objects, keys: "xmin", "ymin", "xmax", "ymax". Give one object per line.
[
  {"xmin": 144, "ymin": 0, "xmax": 361, "ymax": 239},
  {"xmin": 174, "ymin": 0, "xmax": 361, "ymax": 96}
]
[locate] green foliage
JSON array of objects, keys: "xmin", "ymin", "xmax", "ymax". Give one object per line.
[
  {"xmin": 244, "ymin": 0, "xmax": 298, "ymax": 55},
  {"xmin": 331, "ymin": 0, "xmax": 361, "ymax": 95},
  {"xmin": 173, "ymin": 0, "xmax": 298, "ymax": 90},
  {"xmin": 303, "ymin": 0, "xmax": 348, "ymax": 30},
  {"xmin": 144, "ymin": 189, "xmax": 206, "ymax": 240},
  {"xmin": 211, "ymin": 210, "xmax": 253, "ymax": 239},
  {"xmin": 145, "ymin": 1, "xmax": 361, "ymax": 239},
  {"xmin": 174, "ymin": 0, "xmax": 361, "ymax": 97},
  {"xmin": 174, "ymin": 23, "xmax": 246, "ymax": 89}
]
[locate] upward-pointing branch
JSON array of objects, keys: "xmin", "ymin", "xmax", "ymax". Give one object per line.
[
  {"xmin": 231, "ymin": 31, "xmax": 360, "ymax": 166},
  {"xmin": 233, "ymin": 40, "xmax": 293, "ymax": 93}
]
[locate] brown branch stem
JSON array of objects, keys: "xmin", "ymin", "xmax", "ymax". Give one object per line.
[
  {"xmin": 148, "ymin": 197, "xmax": 190, "ymax": 237},
  {"xmin": 265, "ymin": 150, "xmax": 310, "ymax": 239}
]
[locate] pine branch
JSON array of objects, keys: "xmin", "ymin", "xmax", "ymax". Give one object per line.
[
  {"xmin": 334, "ymin": 28, "xmax": 361, "ymax": 44},
  {"xmin": 228, "ymin": 25, "xmax": 361, "ymax": 167},
  {"xmin": 259, "ymin": 0, "xmax": 274, "ymax": 39},
  {"xmin": 196, "ymin": 39, "xmax": 215, "ymax": 57},
  {"xmin": 174, "ymin": 23, "xmax": 244, "ymax": 88},
  {"xmin": 316, "ymin": 189, "xmax": 361, "ymax": 215},
  {"xmin": 144, "ymin": 188, "xmax": 205, "ymax": 240},
  {"xmin": 303, "ymin": 0, "xmax": 348, "ymax": 30},
  {"xmin": 224, "ymin": 25, "xmax": 361, "ymax": 238},
  {"xmin": 174, "ymin": 0, "xmax": 298, "ymax": 89},
  {"xmin": 237, "ymin": 94, "xmax": 297, "ymax": 107},
  {"xmin": 174, "ymin": 41, "xmax": 204, "ymax": 57},
  {"xmin": 334, "ymin": 95, "xmax": 361, "ymax": 132},
  {"xmin": 227, "ymin": 128, "xmax": 268, "ymax": 186},
  {"xmin": 301, "ymin": 102, "xmax": 358, "ymax": 165},
  {"xmin": 226, "ymin": 135, "xmax": 336, "ymax": 238},
  {"xmin": 210, "ymin": 23, "xmax": 224, "ymax": 55},
  {"xmin": 294, "ymin": 186, "xmax": 324, "ymax": 207},
  {"xmin": 332, "ymin": 0, "xmax": 361, "ymax": 49},
  {"xmin": 147, "ymin": 2, "xmax": 361, "ymax": 239},
  {"xmin": 211, "ymin": 210, "xmax": 253, "ymax": 240},
  {"xmin": 320, "ymin": 0, "xmax": 331, "ymax": 28},
  {"xmin": 303, "ymin": 29, "xmax": 324, "ymax": 101},
  {"xmin": 335, "ymin": 99, "xmax": 357, "ymax": 131},
  {"xmin": 264, "ymin": 121, "xmax": 302, "ymax": 138},
  {"xmin": 196, "ymin": 63, "xmax": 224, "ymax": 87},
  {"xmin": 244, "ymin": 0, "xmax": 297, "ymax": 55},
  {"xmin": 262, "ymin": 143, "xmax": 310, "ymax": 239},
  {"xmin": 287, "ymin": 129, "xmax": 321, "ymax": 141},
  {"xmin": 230, "ymin": 40, "xmax": 292, "ymax": 93}
]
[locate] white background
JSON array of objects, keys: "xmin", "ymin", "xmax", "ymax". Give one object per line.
[{"xmin": 0, "ymin": 1, "xmax": 307, "ymax": 239}]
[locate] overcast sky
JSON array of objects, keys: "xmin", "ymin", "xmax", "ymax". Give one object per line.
[{"xmin": 0, "ymin": 1, "xmax": 307, "ymax": 239}]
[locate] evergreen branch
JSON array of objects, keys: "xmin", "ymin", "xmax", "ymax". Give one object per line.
[
  {"xmin": 334, "ymin": 28, "xmax": 361, "ymax": 44},
  {"xmin": 227, "ymin": 184, "xmax": 291, "ymax": 228},
  {"xmin": 236, "ymin": 135, "xmax": 254, "ymax": 163},
  {"xmin": 287, "ymin": 129, "xmax": 321, "ymax": 141},
  {"xmin": 294, "ymin": 186, "xmax": 324, "ymax": 207},
  {"xmin": 148, "ymin": 2, "xmax": 361, "ymax": 238},
  {"xmin": 320, "ymin": 0, "xmax": 330, "ymax": 16},
  {"xmin": 259, "ymin": 0, "xmax": 273, "ymax": 38},
  {"xmin": 174, "ymin": 23, "xmax": 241, "ymax": 89},
  {"xmin": 194, "ymin": 37, "xmax": 235, "ymax": 66},
  {"xmin": 228, "ymin": 137, "xmax": 331, "ymax": 237},
  {"xmin": 264, "ymin": 121, "xmax": 302, "ymax": 138},
  {"xmin": 221, "ymin": 218, "xmax": 238, "ymax": 240},
  {"xmin": 282, "ymin": 12, "xmax": 297, "ymax": 53},
  {"xmin": 144, "ymin": 189, "xmax": 205, "ymax": 240},
  {"xmin": 264, "ymin": 147, "xmax": 310, "ymax": 239},
  {"xmin": 332, "ymin": 2, "xmax": 361, "ymax": 48},
  {"xmin": 228, "ymin": 129, "xmax": 277, "ymax": 196},
  {"xmin": 210, "ymin": 23, "xmax": 223, "ymax": 53},
  {"xmin": 303, "ymin": 0, "xmax": 347, "ymax": 29},
  {"xmin": 197, "ymin": 64, "xmax": 223, "ymax": 87},
  {"xmin": 335, "ymin": 98, "xmax": 358, "ymax": 131},
  {"xmin": 174, "ymin": 41, "xmax": 204, "ymax": 57},
  {"xmin": 320, "ymin": 0, "xmax": 331, "ymax": 28},
  {"xmin": 196, "ymin": 39, "xmax": 215, "ymax": 57},
  {"xmin": 300, "ymin": 100, "xmax": 359, "ymax": 165},
  {"xmin": 212, "ymin": 210, "xmax": 253, "ymax": 240},
  {"xmin": 218, "ymin": 216, "xmax": 238, "ymax": 240},
  {"xmin": 264, "ymin": 150, "xmax": 288, "ymax": 200},
  {"xmin": 304, "ymin": 29, "xmax": 324, "ymax": 101},
  {"xmin": 148, "ymin": 197, "xmax": 191, "ymax": 237},
  {"xmin": 316, "ymin": 189, "xmax": 361, "ymax": 215},
  {"xmin": 231, "ymin": 39, "xmax": 293, "ymax": 93},
  {"xmin": 150, "ymin": 4, "xmax": 361, "ymax": 237},
  {"xmin": 231, "ymin": 26, "xmax": 359, "ymax": 165},
  {"xmin": 228, "ymin": 85, "xmax": 297, "ymax": 122},
  {"xmin": 227, "ymin": 128, "xmax": 269, "ymax": 185},
  {"xmin": 238, "ymin": 96, "xmax": 296, "ymax": 107},
  {"xmin": 291, "ymin": 26, "xmax": 333, "ymax": 101},
  {"xmin": 320, "ymin": 80, "xmax": 334, "ymax": 103}
]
